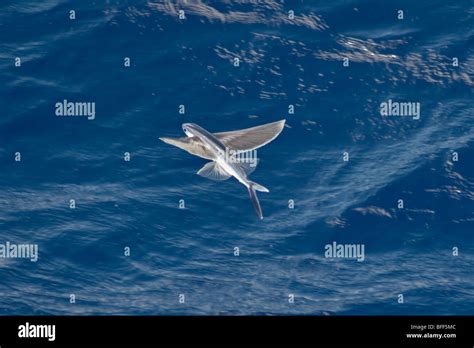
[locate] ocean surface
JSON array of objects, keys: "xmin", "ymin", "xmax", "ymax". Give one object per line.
[{"xmin": 0, "ymin": 0, "xmax": 473, "ymax": 315}]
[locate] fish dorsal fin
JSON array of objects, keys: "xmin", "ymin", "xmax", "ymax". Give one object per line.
[
  {"xmin": 214, "ymin": 120, "xmax": 286, "ymax": 151},
  {"xmin": 197, "ymin": 161, "xmax": 231, "ymax": 181}
]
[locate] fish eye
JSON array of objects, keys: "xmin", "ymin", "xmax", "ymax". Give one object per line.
[{"xmin": 183, "ymin": 125, "xmax": 194, "ymax": 137}]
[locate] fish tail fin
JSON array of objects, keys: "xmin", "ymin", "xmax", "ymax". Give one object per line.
[
  {"xmin": 247, "ymin": 180, "xmax": 269, "ymax": 220},
  {"xmin": 247, "ymin": 185, "xmax": 263, "ymax": 220},
  {"xmin": 248, "ymin": 180, "xmax": 269, "ymax": 193}
]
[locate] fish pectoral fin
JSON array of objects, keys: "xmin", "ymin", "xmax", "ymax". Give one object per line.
[
  {"xmin": 159, "ymin": 136, "xmax": 214, "ymax": 160},
  {"xmin": 197, "ymin": 162, "xmax": 231, "ymax": 181},
  {"xmin": 213, "ymin": 119, "xmax": 286, "ymax": 151}
]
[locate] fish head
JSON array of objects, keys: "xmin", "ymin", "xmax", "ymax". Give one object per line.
[{"xmin": 182, "ymin": 123, "xmax": 201, "ymax": 138}]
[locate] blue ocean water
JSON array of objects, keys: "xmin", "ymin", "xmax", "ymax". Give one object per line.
[{"xmin": 0, "ymin": 0, "xmax": 473, "ymax": 315}]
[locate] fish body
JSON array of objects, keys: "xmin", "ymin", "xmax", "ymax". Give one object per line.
[{"xmin": 182, "ymin": 123, "xmax": 250, "ymax": 188}]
